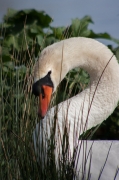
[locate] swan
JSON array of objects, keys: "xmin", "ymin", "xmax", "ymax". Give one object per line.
[{"xmin": 32, "ymin": 37, "xmax": 119, "ymax": 180}]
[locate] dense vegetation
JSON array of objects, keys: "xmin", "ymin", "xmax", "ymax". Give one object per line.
[{"xmin": 0, "ymin": 9, "xmax": 119, "ymax": 179}]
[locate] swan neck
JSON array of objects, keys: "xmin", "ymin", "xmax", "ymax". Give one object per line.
[{"xmin": 60, "ymin": 38, "xmax": 114, "ymax": 84}]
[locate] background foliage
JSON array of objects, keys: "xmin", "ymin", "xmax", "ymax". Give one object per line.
[{"xmin": 0, "ymin": 8, "xmax": 119, "ymax": 179}]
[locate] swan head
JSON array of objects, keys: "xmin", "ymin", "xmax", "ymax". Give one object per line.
[
  {"xmin": 32, "ymin": 44, "xmax": 68, "ymax": 118},
  {"xmin": 32, "ymin": 70, "xmax": 53, "ymax": 118}
]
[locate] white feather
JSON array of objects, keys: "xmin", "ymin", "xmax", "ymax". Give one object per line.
[{"xmin": 33, "ymin": 37, "xmax": 119, "ymax": 179}]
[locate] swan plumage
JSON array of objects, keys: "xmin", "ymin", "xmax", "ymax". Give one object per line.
[
  {"xmin": 32, "ymin": 37, "xmax": 119, "ymax": 179},
  {"xmin": 75, "ymin": 141, "xmax": 119, "ymax": 180}
]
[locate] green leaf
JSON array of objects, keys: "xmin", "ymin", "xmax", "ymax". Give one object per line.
[
  {"xmin": 2, "ymin": 54, "xmax": 12, "ymax": 62},
  {"xmin": 4, "ymin": 8, "xmax": 18, "ymax": 22},
  {"xmin": 36, "ymin": 35, "xmax": 44, "ymax": 46},
  {"xmin": 45, "ymin": 36, "xmax": 58, "ymax": 46},
  {"xmin": 4, "ymin": 61, "xmax": 14, "ymax": 70},
  {"xmin": 4, "ymin": 34, "xmax": 19, "ymax": 50},
  {"xmin": 4, "ymin": 9, "xmax": 52, "ymax": 27},
  {"xmin": 1, "ymin": 46, "xmax": 10, "ymax": 56},
  {"xmin": 15, "ymin": 65, "xmax": 27, "ymax": 74},
  {"xmin": 51, "ymin": 27, "xmax": 66, "ymax": 39},
  {"xmin": 71, "ymin": 16, "xmax": 93, "ymax": 37},
  {"xmin": 89, "ymin": 31, "xmax": 119, "ymax": 45},
  {"xmin": 2, "ymin": 66, "xmax": 8, "ymax": 72}
]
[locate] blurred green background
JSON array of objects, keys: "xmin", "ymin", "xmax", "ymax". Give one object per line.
[{"xmin": 0, "ymin": 9, "xmax": 119, "ymax": 179}]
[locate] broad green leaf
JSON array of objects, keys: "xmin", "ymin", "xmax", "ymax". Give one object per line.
[
  {"xmin": 2, "ymin": 66, "xmax": 8, "ymax": 72},
  {"xmin": 51, "ymin": 27, "xmax": 66, "ymax": 39},
  {"xmin": 89, "ymin": 31, "xmax": 119, "ymax": 45},
  {"xmin": 36, "ymin": 35, "xmax": 44, "ymax": 46},
  {"xmin": 15, "ymin": 65, "xmax": 27, "ymax": 74},
  {"xmin": 2, "ymin": 54, "xmax": 12, "ymax": 62},
  {"xmin": 4, "ymin": 8, "xmax": 18, "ymax": 21},
  {"xmin": 1, "ymin": 46, "xmax": 10, "ymax": 56},
  {"xmin": 4, "ymin": 34, "xmax": 19, "ymax": 50},
  {"xmin": 4, "ymin": 61, "xmax": 14, "ymax": 70},
  {"xmin": 45, "ymin": 36, "xmax": 58, "ymax": 46}
]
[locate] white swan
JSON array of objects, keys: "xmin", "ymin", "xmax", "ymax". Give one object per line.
[{"xmin": 32, "ymin": 37, "xmax": 119, "ymax": 180}]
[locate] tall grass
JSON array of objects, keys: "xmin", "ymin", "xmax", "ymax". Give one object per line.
[{"xmin": 0, "ymin": 22, "xmax": 119, "ymax": 180}]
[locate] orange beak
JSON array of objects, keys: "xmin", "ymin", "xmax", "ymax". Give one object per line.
[{"xmin": 38, "ymin": 85, "xmax": 53, "ymax": 118}]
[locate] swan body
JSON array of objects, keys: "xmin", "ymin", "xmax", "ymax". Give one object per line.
[
  {"xmin": 33, "ymin": 37, "xmax": 119, "ymax": 179},
  {"xmin": 75, "ymin": 141, "xmax": 119, "ymax": 180}
]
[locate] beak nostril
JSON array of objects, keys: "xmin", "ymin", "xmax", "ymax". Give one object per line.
[{"xmin": 41, "ymin": 87, "xmax": 45, "ymax": 99}]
